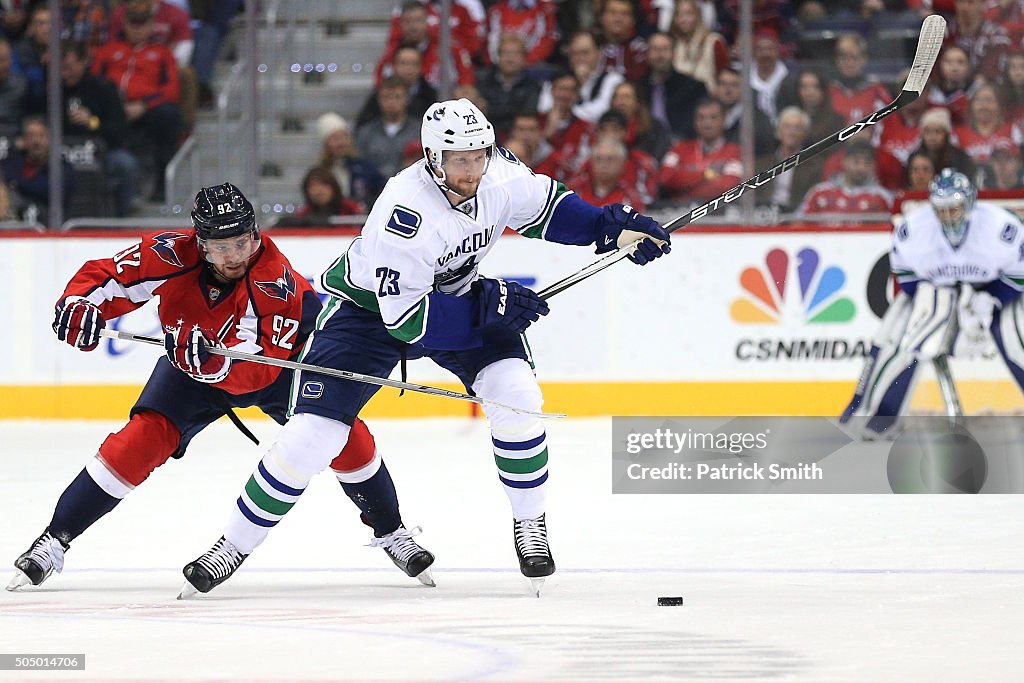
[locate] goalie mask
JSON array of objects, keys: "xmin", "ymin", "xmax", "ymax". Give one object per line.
[
  {"xmin": 421, "ymin": 98, "xmax": 495, "ymax": 196},
  {"xmin": 191, "ymin": 182, "xmax": 261, "ymax": 278},
  {"xmin": 929, "ymin": 168, "xmax": 976, "ymax": 247}
]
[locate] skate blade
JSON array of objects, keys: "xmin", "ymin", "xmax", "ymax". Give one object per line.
[
  {"xmin": 176, "ymin": 581, "xmax": 200, "ymax": 600},
  {"xmin": 529, "ymin": 577, "xmax": 545, "ymax": 597},
  {"xmin": 416, "ymin": 568, "xmax": 436, "ymax": 587},
  {"xmin": 5, "ymin": 569, "xmax": 31, "ymax": 592}
]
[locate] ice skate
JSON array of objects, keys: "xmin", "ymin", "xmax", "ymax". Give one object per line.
[
  {"xmin": 179, "ymin": 536, "xmax": 248, "ymax": 599},
  {"xmin": 513, "ymin": 514, "xmax": 555, "ymax": 597},
  {"xmin": 6, "ymin": 531, "xmax": 68, "ymax": 591},
  {"xmin": 370, "ymin": 525, "xmax": 436, "ymax": 587}
]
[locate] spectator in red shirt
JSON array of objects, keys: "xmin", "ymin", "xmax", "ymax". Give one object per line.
[
  {"xmin": 568, "ymin": 135, "xmax": 648, "ymax": 211},
  {"xmin": 999, "ymin": 52, "xmax": 1024, "ymax": 128},
  {"xmin": 596, "ymin": 0, "xmax": 648, "ymax": 82},
  {"xmin": 830, "ymin": 33, "xmax": 891, "ymax": 124},
  {"xmin": 954, "ymin": 82, "xmax": 1021, "ymax": 165},
  {"xmin": 109, "ymin": 0, "xmax": 196, "ymax": 129},
  {"xmin": 926, "ymin": 44, "xmax": 978, "ymax": 127},
  {"xmin": 659, "ymin": 98, "xmax": 743, "ymax": 202},
  {"xmin": 589, "ymin": 109, "xmax": 659, "ymax": 206},
  {"xmin": 944, "ymin": 0, "xmax": 1011, "ymax": 82},
  {"xmin": 375, "ymin": 1, "xmax": 475, "ymax": 89},
  {"xmin": 534, "ymin": 71, "xmax": 593, "ymax": 181},
  {"xmin": 93, "ymin": 7, "xmax": 181, "ymax": 201},
  {"xmin": 287, "ymin": 166, "xmax": 364, "ymax": 226},
  {"xmin": 799, "ymin": 140, "xmax": 892, "ymax": 216},
  {"xmin": 485, "ymin": 0, "xmax": 558, "ymax": 66}
]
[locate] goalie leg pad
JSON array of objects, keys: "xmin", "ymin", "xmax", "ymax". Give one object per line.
[
  {"xmin": 904, "ymin": 282, "xmax": 959, "ymax": 360},
  {"xmin": 473, "ymin": 359, "xmax": 548, "ymax": 520},
  {"xmin": 842, "ymin": 292, "xmax": 913, "ymax": 422},
  {"xmin": 97, "ymin": 410, "xmax": 182, "ymax": 487},
  {"xmin": 991, "ymin": 299, "xmax": 1024, "ymax": 392}
]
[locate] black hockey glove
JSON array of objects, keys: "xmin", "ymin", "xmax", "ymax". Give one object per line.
[{"xmin": 473, "ymin": 278, "xmax": 550, "ymax": 333}]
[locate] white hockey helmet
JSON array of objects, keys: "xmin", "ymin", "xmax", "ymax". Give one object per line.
[
  {"xmin": 929, "ymin": 168, "xmax": 976, "ymax": 247},
  {"xmin": 421, "ymin": 98, "xmax": 495, "ymax": 190}
]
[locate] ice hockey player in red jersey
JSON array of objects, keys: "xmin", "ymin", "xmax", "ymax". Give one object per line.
[{"xmin": 7, "ymin": 183, "xmax": 434, "ymax": 592}]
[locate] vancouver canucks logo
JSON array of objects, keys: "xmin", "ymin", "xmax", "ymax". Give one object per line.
[
  {"xmin": 254, "ymin": 267, "xmax": 296, "ymax": 302},
  {"xmin": 386, "ymin": 205, "xmax": 422, "ymax": 238},
  {"xmin": 151, "ymin": 231, "xmax": 188, "ymax": 267},
  {"xmin": 731, "ymin": 247, "xmax": 855, "ymax": 324}
]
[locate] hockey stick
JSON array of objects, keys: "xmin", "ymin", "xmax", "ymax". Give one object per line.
[
  {"xmin": 537, "ymin": 14, "xmax": 947, "ymax": 301},
  {"xmin": 99, "ymin": 328, "xmax": 566, "ymax": 419}
]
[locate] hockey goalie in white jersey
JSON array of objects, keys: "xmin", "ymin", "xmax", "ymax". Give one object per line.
[{"xmin": 841, "ymin": 169, "xmax": 1024, "ymax": 436}]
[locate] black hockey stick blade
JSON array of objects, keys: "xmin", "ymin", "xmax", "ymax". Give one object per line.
[{"xmin": 537, "ymin": 14, "xmax": 946, "ymax": 301}]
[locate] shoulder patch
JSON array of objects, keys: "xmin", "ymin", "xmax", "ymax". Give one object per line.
[
  {"xmin": 895, "ymin": 222, "xmax": 909, "ymax": 242},
  {"xmin": 497, "ymin": 146, "xmax": 520, "ymax": 165},
  {"xmin": 1001, "ymin": 223, "xmax": 1018, "ymax": 243},
  {"xmin": 386, "ymin": 205, "xmax": 422, "ymax": 239},
  {"xmin": 254, "ymin": 266, "xmax": 297, "ymax": 302},
  {"xmin": 150, "ymin": 231, "xmax": 188, "ymax": 267}
]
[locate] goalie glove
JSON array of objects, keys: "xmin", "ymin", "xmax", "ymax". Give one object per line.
[
  {"xmin": 594, "ymin": 204, "xmax": 671, "ymax": 265},
  {"xmin": 53, "ymin": 296, "xmax": 106, "ymax": 351},
  {"xmin": 958, "ymin": 286, "xmax": 999, "ymax": 351},
  {"xmin": 473, "ymin": 278, "xmax": 550, "ymax": 333},
  {"xmin": 164, "ymin": 324, "xmax": 231, "ymax": 383}
]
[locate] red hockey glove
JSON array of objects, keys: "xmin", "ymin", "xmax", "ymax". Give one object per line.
[
  {"xmin": 53, "ymin": 297, "xmax": 106, "ymax": 351},
  {"xmin": 164, "ymin": 324, "xmax": 231, "ymax": 383}
]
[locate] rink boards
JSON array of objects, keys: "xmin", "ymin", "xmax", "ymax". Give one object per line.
[{"xmin": 1, "ymin": 228, "xmax": 1020, "ymax": 418}]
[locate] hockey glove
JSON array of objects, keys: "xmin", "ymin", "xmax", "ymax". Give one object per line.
[
  {"xmin": 164, "ymin": 324, "xmax": 231, "ymax": 383},
  {"xmin": 594, "ymin": 204, "xmax": 671, "ymax": 265},
  {"xmin": 958, "ymin": 286, "xmax": 999, "ymax": 352},
  {"xmin": 473, "ymin": 278, "xmax": 550, "ymax": 333},
  {"xmin": 53, "ymin": 296, "xmax": 106, "ymax": 351}
]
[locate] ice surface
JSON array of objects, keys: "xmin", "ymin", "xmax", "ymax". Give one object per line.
[{"xmin": 1, "ymin": 418, "xmax": 1022, "ymax": 682}]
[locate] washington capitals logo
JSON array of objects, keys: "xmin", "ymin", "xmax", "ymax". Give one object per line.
[
  {"xmin": 254, "ymin": 267, "xmax": 297, "ymax": 302},
  {"xmin": 151, "ymin": 232, "xmax": 188, "ymax": 267}
]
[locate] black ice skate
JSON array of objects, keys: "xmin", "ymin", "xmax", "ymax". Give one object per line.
[
  {"xmin": 6, "ymin": 531, "xmax": 69, "ymax": 591},
  {"xmin": 178, "ymin": 536, "xmax": 248, "ymax": 599},
  {"xmin": 513, "ymin": 514, "xmax": 555, "ymax": 596},
  {"xmin": 370, "ymin": 525, "xmax": 436, "ymax": 587}
]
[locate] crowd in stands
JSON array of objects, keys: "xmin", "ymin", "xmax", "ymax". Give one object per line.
[
  {"xmin": 294, "ymin": 0, "xmax": 1024, "ymax": 226},
  {"xmin": 6, "ymin": 0, "xmax": 1024, "ymax": 226},
  {"xmin": 0, "ymin": 0, "xmax": 242, "ymax": 223}
]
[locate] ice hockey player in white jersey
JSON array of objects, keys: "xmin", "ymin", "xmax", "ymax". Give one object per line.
[
  {"xmin": 180, "ymin": 98, "xmax": 671, "ymax": 596},
  {"xmin": 841, "ymin": 169, "xmax": 1024, "ymax": 436}
]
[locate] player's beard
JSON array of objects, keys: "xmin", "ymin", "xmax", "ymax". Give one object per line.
[
  {"xmin": 447, "ymin": 176, "xmax": 481, "ymax": 199},
  {"xmin": 210, "ymin": 261, "xmax": 249, "ymax": 283}
]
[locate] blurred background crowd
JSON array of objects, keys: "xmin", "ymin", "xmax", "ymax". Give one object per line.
[{"xmin": 3, "ymin": 0, "xmax": 1024, "ymax": 229}]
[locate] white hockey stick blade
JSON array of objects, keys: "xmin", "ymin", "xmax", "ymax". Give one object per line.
[
  {"xmin": 902, "ymin": 15, "xmax": 946, "ymax": 94},
  {"xmin": 99, "ymin": 329, "xmax": 565, "ymax": 419}
]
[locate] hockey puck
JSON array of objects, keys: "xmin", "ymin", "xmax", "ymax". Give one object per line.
[{"xmin": 657, "ymin": 596, "xmax": 683, "ymax": 606}]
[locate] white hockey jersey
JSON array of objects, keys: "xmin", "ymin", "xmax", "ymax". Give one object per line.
[
  {"xmin": 891, "ymin": 203, "xmax": 1024, "ymax": 292},
  {"xmin": 320, "ymin": 151, "xmax": 573, "ymax": 343}
]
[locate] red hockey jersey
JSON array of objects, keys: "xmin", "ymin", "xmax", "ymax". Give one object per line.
[{"xmin": 59, "ymin": 232, "xmax": 319, "ymax": 395}]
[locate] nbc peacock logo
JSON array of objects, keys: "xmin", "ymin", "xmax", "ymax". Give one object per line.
[{"xmin": 731, "ymin": 247, "xmax": 855, "ymax": 324}]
